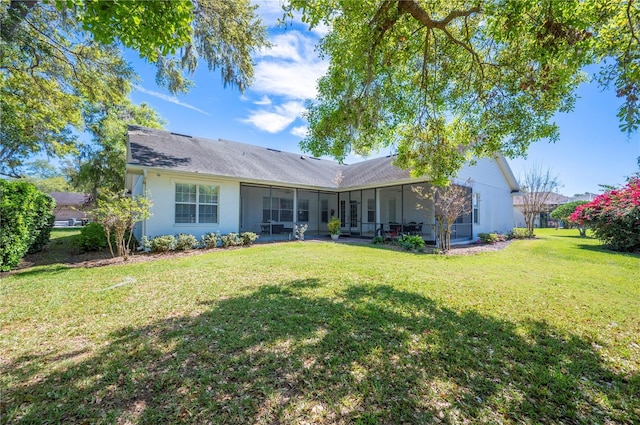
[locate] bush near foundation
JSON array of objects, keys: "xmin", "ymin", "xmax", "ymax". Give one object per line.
[
  {"xmin": 77, "ymin": 222, "xmax": 108, "ymax": 252},
  {"xmin": 0, "ymin": 180, "xmax": 55, "ymax": 271}
]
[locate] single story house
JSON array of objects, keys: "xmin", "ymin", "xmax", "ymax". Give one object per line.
[
  {"xmin": 513, "ymin": 192, "xmax": 600, "ymax": 228},
  {"xmin": 126, "ymin": 126, "xmax": 520, "ymax": 243},
  {"xmin": 513, "ymin": 192, "xmax": 570, "ymax": 228},
  {"xmin": 49, "ymin": 192, "xmax": 89, "ymax": 226}
]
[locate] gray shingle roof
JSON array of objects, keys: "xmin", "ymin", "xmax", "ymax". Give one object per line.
[
  {"xmin": 127, "ymin": 126, "xmax": 415, "ymax": 189},
  {"xmin": 49, "ymin": 192, "xmax": 88, "ymax": 206}
]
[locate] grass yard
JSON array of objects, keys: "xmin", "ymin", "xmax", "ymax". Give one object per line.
[{"xmin": 1, "ymin": 229, "xmax": 638, "ymax": 424}]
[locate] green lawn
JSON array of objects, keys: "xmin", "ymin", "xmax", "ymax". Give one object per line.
[{"xmin": 1, "ymin": 229, "xmax": 638, "ymax": 424}]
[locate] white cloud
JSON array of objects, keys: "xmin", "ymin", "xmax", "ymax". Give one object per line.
[
  {"xmin": 252, "ymin": 31, "xmax": 327, "ymax": 101},
  {"xmin": 254, "ymin": 95, "xmax": 272, "ymax": 105},
  {"xmin": 253, "ymin": 61, "xmax": 325, "ymax": 100},
  {"xmin": 133, "ymin": 85, "xmax": 209, "ymax": 115},
  {"xmin": 243, "ymin": 14, "xmax": 328, "ymax": 133},
  {"xmin": 310, "ymin": 22, "xmax": 331, "ymax": 37},
  {"xmin": 254, "ymin": 0, "xmax": 289, "ymax": 24},
  {"xmin": 291, "ymin": 125, "xmax": 308, "ymax": 138},
  {"xmin": 242, "ymin": 101, "xmax": 306, "ymax": 133}
]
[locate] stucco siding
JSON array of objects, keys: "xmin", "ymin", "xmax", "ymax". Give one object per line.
[
  {"xmin": 143, "ymin": 172, "xmax": 240, "ymax": 239},
  {"xmin": 458, "ymin": 158, "xmax": 515, "ymax": 238}
]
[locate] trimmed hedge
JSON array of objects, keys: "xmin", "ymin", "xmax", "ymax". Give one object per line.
[{"xmin": 1, "ymin": 180, "xmax": 56, "ymax": 271}]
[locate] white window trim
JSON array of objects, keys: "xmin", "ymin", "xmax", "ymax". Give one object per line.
[
  {"xmin": 174, "ymin": 182, "xmax": 220, "ymax": 225},
  {"xmin": 473, "ymin": 193, "xmax": 480, "ymax": 225}
]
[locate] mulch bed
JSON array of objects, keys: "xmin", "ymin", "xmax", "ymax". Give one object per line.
[{"xmin": 8, "ymin": 239, "xmax": 515, "ymax": 274}]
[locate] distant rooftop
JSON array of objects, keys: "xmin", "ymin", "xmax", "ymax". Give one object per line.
[{"xmin": 49, "ymin": 192, "xmax": 88, "ymax": 206}]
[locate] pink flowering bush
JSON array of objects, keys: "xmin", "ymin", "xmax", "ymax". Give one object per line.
[{"xmin": 570, "ymin": 177, "xmax": 640, "ymax": 252}]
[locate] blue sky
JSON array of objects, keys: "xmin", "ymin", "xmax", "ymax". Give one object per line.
[{"xmin": 126, "ymin": 1, "xmax": 639, "ymax": 197}]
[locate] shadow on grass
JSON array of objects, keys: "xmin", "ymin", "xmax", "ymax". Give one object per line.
[
  {"xmin": 3, "ymin": 279, "xmax": 638, "ymax": 423},
  {"xmin": 7, "ymin": 233, "xmax": 113, "ymax": 276},
  {"xmin": 575, "ymin": 243, "xmax": 640, "ymax": 258}
]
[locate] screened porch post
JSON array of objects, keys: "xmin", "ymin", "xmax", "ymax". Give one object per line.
[
  {"xmin": 401, "ymin": 184, "xmax": 405, "ymax": 227},
  {"xmin": 269, "ymin": 186, "xmax": 272, "ymax": 236},
  {"xmin": 375, "ymin": 188, "xmax": 381, "ymax": 234},
  {"xmin": 293, "ymin": 188, "xmax": 298, "ymax": 233}
]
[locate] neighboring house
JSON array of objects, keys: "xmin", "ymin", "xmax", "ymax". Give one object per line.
[
  {"xmin": 513, "ymin": 192, "xmax": 570, "ymax": 228},
  {"xmin": 126, "ymin": 126, "xmax": 520, "ymax": 243},
  {"xmin": 568, "ymin": 192, "xmax": 598, "ymax": 203},
  {"xmin": 49, "ymin": 192, "xmax": 89, "ymax": 226}
]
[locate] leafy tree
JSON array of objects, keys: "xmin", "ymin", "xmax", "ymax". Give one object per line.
[
  {"xmin": 18, "ymin": 159, "xmax": 73, "ymax": 193},
  {"xmin": 550, "ymin": 200, "xmax": 589, "ymax": 236},
  {"xmin": 22, "ymin": 176, "xmax": 73, "ymax": 194},
  {"xmin": 90, "ymin": 192, "xmax": 152, "ymax": 260},
  {"xmin": 0, "ymin": 1, "xmax": 134, "ymax": 177},
  {"xmin": 1, "ymin": 0, "xmax": 268, "ymax": 176},
  {"xmin": 22, "ymin": 159, "xmax": 62, "ymax": 179},
  {"xmin": 67, "ymin": 101, "xmax": 165, "ymax": 201},
  {"xmin": 413, "ymin": 180, "xmax": 472, "ymax": 252},
  {"xmin": 514, "ymin": 165, "xmax": 561, "ymax": 237},
  {"xmin": 4, "ymin": 0, "xmax": 269, "ymax": 94},
  {"xmin": 288, "ymin": 0, "xmax": 640, "ymax": 184}
]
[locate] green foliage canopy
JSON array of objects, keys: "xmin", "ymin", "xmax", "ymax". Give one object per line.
[
  {"xmin": 288, "ymin": 0, "xmax": 640, "ymax": 184},
  {"xmin": 0, "ymin": 1, "xmax": 134, "ymax": 177},
  {"xmin": 68, "ymin": 101, "xmax": 165, "ymax": 200},
  {"xmin": 550, "ymin": 200, "xmax": 589, "ymax": 222},
  {"xmin": 1, "ymin": 0, "xmax": 269, "ymax": 177},
  {"xmin": 53, "ymin": 0, "xmax": 270, "ymax": 93},
  {"xmin": 551, "ymin": 200, "xmax": 589, "ymax": 236},
  {"xmin": 91, "ymin": 192, "xmax": 152, "ymax": 260}
]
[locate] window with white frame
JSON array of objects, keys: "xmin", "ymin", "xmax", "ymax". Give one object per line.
[
  {"xmin": 367, "ymin": 198, "xmax": 375, "ymax": 223},
  {"xmin": 473, "ymin": 193, "xmax": 480, "ymax": 224},
  {"xmin": 298, "ymin": 199, "xmax": 309, "ymax": 222},
  {"xmin": 321, "ymin": 199, "xmax": 329, "ymax": 223},
  {"xmin": 262, "ymin": 196, "xmax": 294, "ymax": 222},
  {"xmin": 175, "ymin": 183, "xmax": 218, "ymax": 224}
]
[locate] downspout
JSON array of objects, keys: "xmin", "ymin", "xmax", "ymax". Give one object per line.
[{"xmin": 142, "ymin": 169, "xmax": 148, "ymax": 240}]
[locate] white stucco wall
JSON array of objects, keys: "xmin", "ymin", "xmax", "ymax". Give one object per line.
[
  {"xmin": 129, "ymin": 155, "xmax": 517, "ymax": 242},
  {"xmin": 142, "ymin": 171, "xmax": 240, "ymax": 239},
  {"xmin": 457, "ymin": 158, "xmax": 516, "ymax": 238}
]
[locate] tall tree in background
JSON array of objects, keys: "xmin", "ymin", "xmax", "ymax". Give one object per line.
[
  {"xmin": 515, "ymin": 165, "xmax": 561, "ymax": 237},
  {"xmin": 2, "ymin": 0, "xmax": 269, "ymax": 94},
  {"xmin": 20, "ymin": 160, "xmax": 73, "ymax": 193},
  {"xmin": 0, "ymin": 1, "xmax": 134, "ymax": 177},
  {"xmin": 288, "ymin": 0, "xmax": 640, "ymax": 184},
  {"xmin": 550, "ymin": 200, "xmax": 589, "ymax": 236},
  {"xmin": 67, "ymin": 101, "xmax": 165, "ymax": 201},
  {"xmin": 1, "ymin": 0, "xmax": 269, "ymax": 177}
]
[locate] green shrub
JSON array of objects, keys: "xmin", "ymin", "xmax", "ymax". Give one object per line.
[
  {"xmin": 478, "ymin": 233, "xmax": 507, "ymax": 244},
  {"xmin": 507, "ymin": 228, "xmax": 529, "ymax": 239},
  {"xmin": 371, "ymin": 235, "xmax": 385, "ymax": 244},
  {"xmin": 175, "ymin": 233, "xmax": 198, "ymax": 251},
  {"xmin": 150, "ymin": 235, "xmax": 176, "ymax": 252},
  {"xmin": 397, "ymin": 234, "xmax": 425, "ymax": 252},
  {"xmin": 77, "ymin": 222, "xmax": 108, "ymax": 252},
  {"xmin": 240, "ymin": 232, "xmax": 259, "ymax": 246},
  {"xmin": 28, "ymin": 213, "xmax": 56, "ymax": 254},
  {"xmin": 201, "ymin": 232, "xmax": 219, "ymax": 249},
  {"xmin": 91, "ymin": 192, "xmax": 151, "ymax": 260},
  {"xmin": 220, "ymin": 233, "xmax": 242, "ymax": 248},
  {"xmin": 0, "ymin": 180, "xmax": 56, "ymax": 271}
]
